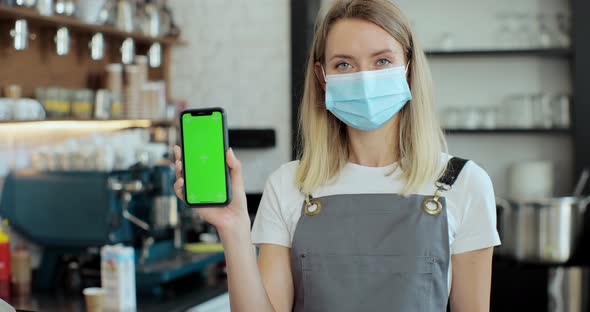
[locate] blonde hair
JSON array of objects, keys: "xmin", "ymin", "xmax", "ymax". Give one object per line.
[{"xmin": 295, "ymin": 0, "xmax": 447, "ymax": 195}]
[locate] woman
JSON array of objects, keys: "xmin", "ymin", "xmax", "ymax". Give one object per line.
[{"xmin": 173, "ymin": 0, "xmax": 500, "ymax": 311}]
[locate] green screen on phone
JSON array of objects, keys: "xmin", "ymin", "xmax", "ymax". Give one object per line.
[{"xmin": 182, "ymin": 111, "xmax": 228, "ymax": 205}]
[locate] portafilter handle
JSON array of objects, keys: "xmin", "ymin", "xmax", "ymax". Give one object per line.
[
  {"xmin": 108, "ymin": 178, "xmax": 150, "ymax": 231},
  {"xmin": 121, "ymin": 192, "xmax": 150, "ymax": 231}
]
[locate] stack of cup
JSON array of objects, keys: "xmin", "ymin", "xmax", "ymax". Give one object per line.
[
  {"xmin": 136, "ymin": 55, "xmax": 151, "ymax": 119},
  {"xmin": 141, "ymin": 81, "xmax": 167, "ymax": 119},
  {"xmin": 125, "ymin": 65, "xmax": 142, "ymax": 119},
  {"xmin": 106, "ymin": 64, "xmax": 123, "ymax": 119},
  {"xmin": 136, "ymin": 55, "xmax": 149, "ymax": 85},
  {"xmin": 106, "ymin": 64, "xmax": 123, "ymax": 97}
]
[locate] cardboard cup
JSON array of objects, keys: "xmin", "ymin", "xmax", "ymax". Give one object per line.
[{"xmin": 83, "ymin": 287, "xmax": 105, "ymax": 312}]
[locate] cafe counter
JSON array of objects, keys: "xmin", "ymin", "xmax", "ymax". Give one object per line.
[{"xmin": 9, "ymin": 278, "xmax": 228, "ymax": 312}]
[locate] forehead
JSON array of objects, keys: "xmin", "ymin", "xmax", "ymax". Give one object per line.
[{"xmin": 325, "ymin": 18, "xmax": 404, "ymax": 58}]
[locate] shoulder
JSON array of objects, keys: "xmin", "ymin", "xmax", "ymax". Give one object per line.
[
  {"xmin": 438, "ymin": 153, "xmax": 496, "ymax": 221},
  {"xmin": 442, "ymin": 153, "xmax": 496, "ymax": 227},
  {"xmin": 454, "ymin": 159, "xmax": 493, "ymax": 195},
  {"xmin": 437, "ymin": 153, "xmax": 492, "ymax": 193},
  {"xmin": 264, "ymin": 160, "xmax": 303, "ymax": 205},
  {"xmin": 267, "ymin": 160, "xmax": 300, "ymax": 187},
  {"xmin": 440, "ymin": 155, "xmax": 501, "ymax": 253},
  {"xmin": 252, "ymin": 161, "xmax": 303, "ymax": 247}
]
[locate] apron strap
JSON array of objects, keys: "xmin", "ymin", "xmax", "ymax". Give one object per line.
[{"xmin": 437, "ymin": 157, "xmax": 469, "ymax": 187}]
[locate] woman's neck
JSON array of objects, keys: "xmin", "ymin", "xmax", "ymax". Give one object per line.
[{"xmin": 347, "ymin": 116, "xmax": 400, "ymax": 167}]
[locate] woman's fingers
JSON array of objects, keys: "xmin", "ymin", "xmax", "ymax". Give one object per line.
[
  {"xmin": 175, "ymin": 159, "xmax": 182, "ymax": 180},
  {"xmin": 226, "ymin": 148, "xmax": 244, "ymax": 194},
  {"xmin": 173, "ymin": 145, "xmax": 182, "ymax": 161},
  {"xmin": 174, "ymin": 145, "xmax": 183, "ymax": 180},
  {"xmin": 174, "ymin": 177, "xmax": 185, "ymax": 201}
]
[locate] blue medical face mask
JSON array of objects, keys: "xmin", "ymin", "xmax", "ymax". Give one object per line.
[{"xmin": 323, "ymin": 64, "xmax": 412, "ymax": 131}]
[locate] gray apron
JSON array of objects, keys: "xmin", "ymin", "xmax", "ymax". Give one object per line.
[{"xmin": 290, "ymin": 157, "xmax": 469, "ymax": 312}]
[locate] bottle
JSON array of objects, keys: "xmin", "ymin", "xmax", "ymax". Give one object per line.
[
  {"xmin": 0, "ymin": 224, "xmax": 10, "ymax": 300},
  {"xmin": 101, "ymin": 245, "xmax": 136, "ymax": 311}
]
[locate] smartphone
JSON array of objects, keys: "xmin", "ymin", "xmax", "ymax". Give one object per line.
[{"xmin": 179, "ymin": 108, "xmax": 231, "ymax": 206}]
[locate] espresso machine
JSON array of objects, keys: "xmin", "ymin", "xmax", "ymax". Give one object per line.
[{"xmin": 0, "ymin": 164, "xmax": 224, "ymax": 295}]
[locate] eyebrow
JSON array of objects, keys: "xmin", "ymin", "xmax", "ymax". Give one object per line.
[
  {"xmin": 328, "ymin": 49, "xmax": 400, "ymax": 62},
  {"xmin": 370, "ymin": 49, "xmax": 397, "ymax": 57}
]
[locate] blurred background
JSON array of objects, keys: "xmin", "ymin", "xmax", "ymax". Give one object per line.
[{"xmin": 0, "ymin": 0, "xmax": 589, "ymax": 311}]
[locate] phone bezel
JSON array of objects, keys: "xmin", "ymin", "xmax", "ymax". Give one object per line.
[{"xmin": 179, "ymin": 107, "xmax": 232, "ymax": 207}]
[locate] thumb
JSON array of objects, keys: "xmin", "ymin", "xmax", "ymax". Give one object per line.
[{"xmin": 226, "ymin": 148, "xmax": 244, "ymax": 192}]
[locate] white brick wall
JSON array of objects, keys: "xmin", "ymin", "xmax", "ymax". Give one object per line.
[{"xmin": 169, "ymin": 0, "xmax": 291, "ymax": 193}]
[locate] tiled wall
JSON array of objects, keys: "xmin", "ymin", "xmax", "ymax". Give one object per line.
[{"xmin": 169, "ymin": 0, "xmax": 291, "ymax": 193}]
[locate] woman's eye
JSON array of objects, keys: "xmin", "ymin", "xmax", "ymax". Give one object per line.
[
  {"xmin": 376, "ymin": 59, "xmax": 392, "ymax": 66},
  {"xmin": 336, "ymin": 62, "xmax": 352, "ymax": 70}
]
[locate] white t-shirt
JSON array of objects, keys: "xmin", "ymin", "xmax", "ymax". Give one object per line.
[{"xmin": 251, "ymin": 153, "xmax": 501, "ymax": 287}]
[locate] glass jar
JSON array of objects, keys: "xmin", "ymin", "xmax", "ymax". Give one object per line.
[
  {"xmin": 43, "ymin": 87, "xmax": 71, "ymax": 118},
  {"xmin": 71, "ymin": 89, "xmax": 94, "ymax": 119}
]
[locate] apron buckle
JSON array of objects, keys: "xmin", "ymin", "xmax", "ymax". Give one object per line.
[
  {"xmin": 304, "ymin": 199, "xmax": 322, "ymax": 216},
  {"xmin": 422, "ymin": 196, "xmax": 443, "ymax": 216}
]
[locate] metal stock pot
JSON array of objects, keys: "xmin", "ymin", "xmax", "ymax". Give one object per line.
[{"xmin": 496, "ymin": 196, "xmax": 590, "ymax": 264}]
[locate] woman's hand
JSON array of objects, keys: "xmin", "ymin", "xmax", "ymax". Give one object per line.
[
  {"xmin": 175, "ymin": 146, "xmax": 279, "ymax": 312},
  {"xmin": 173, "ymin": 145, "xmax": 250, "ymax": 235}
]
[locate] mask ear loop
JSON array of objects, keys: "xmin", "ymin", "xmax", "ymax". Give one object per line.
[{"xmin": 405, "ymin": 60, "xmax": 412, "ymax": 94}]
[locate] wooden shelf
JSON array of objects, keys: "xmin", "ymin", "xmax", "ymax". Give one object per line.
[
  {"xmin": 0, "ymin": 120, "xmax": 276, "ymax": 148},
  {"xmin": 426, "ymin": 48, "xmax": 571, "ymax": 58},
  {"xmin": 1, "ymin": 120, "xmax": 569, "ymax": 135},
  {"xmin": 0, "ymin": 5, "xmax": 183, "ymax": 45},
  {"xmin": 0, "ymin": 118, "xmax": 175, "ymax": 125},
  {"xmin": 445, "ymin": 128, "xmax": 571, "ymax": 134}
]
